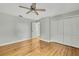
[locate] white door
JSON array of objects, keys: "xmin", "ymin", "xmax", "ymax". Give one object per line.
[
  {"xmin": 50, "ymin": 19, "xmax": 64, "ymax": 43},
  {"xmin": 64, "ymin": 17, "xmax": 79, "ymax": 48},
  {"xmin": 32, "ymin": 22, "xmax": 40, "ymax": 38}
]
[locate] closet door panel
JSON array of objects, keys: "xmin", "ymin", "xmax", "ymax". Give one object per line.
[
  {"xmin": 51, "ymin": 19, "xmax": 64, "ymax": 43},
  {"xmin": 64, "ymin": 17, "xmax": 79, "ymax": 48},
  {"xmin": 64, "ymin": 19, "xmax": 73, "ymax": 45},
  {"xmin": 70, "ymin": 17, "xmax": 79, "ymax": 47},
  {"xmin": 51, "ymin": 20, "xmax": 58, "ymax": 42},
  {"xmin": 57, "ymin": 20, "xmax": 64, "ymax": 43}
]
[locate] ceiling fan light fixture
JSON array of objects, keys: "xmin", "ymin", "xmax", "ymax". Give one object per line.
[{"xmin": 19, "ymin": 3, "xmax": 46, "ymax": 15}]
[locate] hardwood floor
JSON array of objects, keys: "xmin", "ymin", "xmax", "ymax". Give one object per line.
[{"xmin": 0, "ymin": 37, "xmax": 79, "ymax": 56}]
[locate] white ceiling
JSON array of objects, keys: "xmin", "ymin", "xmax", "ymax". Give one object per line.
[{"xmin": 0, "ymin": 3, "xmax": 79, "ymax": 20}]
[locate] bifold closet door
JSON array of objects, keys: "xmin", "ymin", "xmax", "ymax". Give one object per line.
[
  {"xmin": 50, "ymin": 19, "xmax": 64, "ymax": 43},
  {"xmin": 64, "ymin": 16, "xmax": 79, "ymax": 48}
]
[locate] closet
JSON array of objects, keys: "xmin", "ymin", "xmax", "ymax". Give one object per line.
[{"xmin": 40, "ymin": 15, "xmax": 79, "ymax": 48}]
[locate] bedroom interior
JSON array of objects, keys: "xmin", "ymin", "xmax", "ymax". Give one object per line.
[{"xmin": 0, "ymin": 3, "xmax": 79, "ymax": 56}]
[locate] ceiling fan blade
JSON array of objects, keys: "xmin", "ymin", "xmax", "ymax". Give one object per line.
[
  {"xmin": 19, "ymin": 6, "xmax": 30, "ymax": 10},
  {"xmin": 26, "ymin": 10, "xmax": 32, "ymax": 14},
  {"xmin": 35, "ymin": 9, "xmax": 46, "ymax": 11},
  {"xmin": 34, "ymin": 10, "xmax": 39, "ymax": 15},
  {"xmin": 31, "ymin": 3, "xmax": 36, "ymax": 8}
]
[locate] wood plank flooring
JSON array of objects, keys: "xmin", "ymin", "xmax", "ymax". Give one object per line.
[{"xmin": 0, "ymin": 37, "xmax": 79, "ymax": 56}]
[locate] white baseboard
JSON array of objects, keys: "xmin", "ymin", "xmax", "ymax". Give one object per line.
[
  {"xmin": 40, "ymin": 38, "xmax": 79, "ymax": 48},
  {"xmin": 0, "ymin": 38, "xmax": 31, "ymax": 46}
]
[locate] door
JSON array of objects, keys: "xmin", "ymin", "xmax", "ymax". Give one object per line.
[
  {"xmin": 64, "ymin": 17, "xmax": 79, "ymax": 48},
  {"xmin": 50, "ymin": 19, "xmax": 64, "ymax": 43},
  {"xmin": 32, "ymin": 21, "xmax": 40, "ymax": 38}
]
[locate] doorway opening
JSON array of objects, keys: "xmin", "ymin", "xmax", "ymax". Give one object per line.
[{"xmin": 31, "ymin": 21, "xmax": 40, "ymax": 38}]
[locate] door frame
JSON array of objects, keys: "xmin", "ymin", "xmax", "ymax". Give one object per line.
[{"xmin": 31, "ymin": 20, "xmax": 40, "ymax": 38}]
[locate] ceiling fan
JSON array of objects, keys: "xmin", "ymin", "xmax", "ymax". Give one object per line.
[{"xmin": 19, "ymin": 3, "xmax": 46, "ymax": 15}]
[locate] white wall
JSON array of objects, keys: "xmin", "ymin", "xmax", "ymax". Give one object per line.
[
  {"xmin": 0, "ymin": 12, "xmax": 32, "ymax": 44},
  {"xmin": 40, "ymin": 18, "xmax": 50, "ymax": 42},
  {"xmin": 16, "ymin": 18, "xmax": 32, "ymax": 40},
  {"xmin": 40, "ymin": 10, "xmax": 79, "ymax": 48}
]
